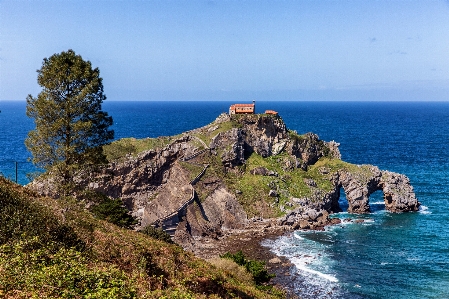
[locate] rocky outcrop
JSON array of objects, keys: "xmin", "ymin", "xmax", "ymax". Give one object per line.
[
  {"xmin": 27, "ymin": 113, "xmax": 419, "ymax": 250},
  {"xmin": 209, "ymin": 128, "xmax": 245, "ymax": 168},
  {"xmin": 200, "ymin": 187, "xmax": 248, "ymax": 230},
  {"xmin": 337, "ymin": 167, "xmax": 419, "ymax": 214},
  {"xmin": 88, "ymin": 136, "xmax": 195, "ymax": 215},
  {"xmin": 238, "ymin": 114, "xmax": 289, "ymax": 157},
  {"xmin": 250, "ymin": 167, "xmax": 278, "ymax": 176},
  {"xmin": 287, "ymin": 133, "xmax": 341, "ymax": 170},
  {"xmin": 280, "ymin": 165, "xmax": 419, "ymax": 228},
  {"xmin": 380, "ymin": 170, "xmax": 419, "ymax": 213},
  {"xmin": 209, "ymin": 115, "xmax": 341, "ymax": 170},
  {"xmin": 139, "ymin": 164, "xmax": 192, "ymax": 227},
  {"xmin": 172, "ymin": 187, "xmax": 248, "ymax": 251}
]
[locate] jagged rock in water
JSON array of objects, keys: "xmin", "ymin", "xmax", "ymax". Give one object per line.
[
  {"xmin": 380, "ymin": 170, "xmax": 420, "ymax": 213},
  {"xmin": 336, "ymin": 166, "xmax": 419, "ymax": 214}
]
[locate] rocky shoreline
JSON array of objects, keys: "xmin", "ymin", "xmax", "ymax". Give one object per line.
[
  {"xmin": 191, "ymin": 221, "xmax": 300, "ymax": 298},
  {"xmin": 190, "ymin": 217, "xmax": 349, "ymax": 299}
]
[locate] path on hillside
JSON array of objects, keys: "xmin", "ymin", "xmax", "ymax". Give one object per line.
[{"xmin": 151, "ymin": 136, "xmax": 210, "ymax": 234}]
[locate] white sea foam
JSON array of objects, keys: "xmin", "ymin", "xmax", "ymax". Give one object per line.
[
  {"xmin": 419, "ymin": 205, "xmax": 431, "ymax": 214},
  {"xmin": 370, "ymin": 201, "xmax": 385, "ymax": 205},
  {"xmin": 293, "ymin": 233, "xmax": 304, "ymax": 240},
  {"xmin": 380, "ymin": 261, "xmax": 399, "ymax": 266},
  {"xmin": 290, "ymin": 256, "xmax": 339, "ymax": 282},
  {"xmin": 333, "ymin": 211, "xmax": 349, "ymax": 216},
  {"xmin": 262, "ymin": 232, "xmax": 347, "ymax": 298},
  {"xmin": 265, "ymin": 233, "xmax": 339, "ymax": 284}
]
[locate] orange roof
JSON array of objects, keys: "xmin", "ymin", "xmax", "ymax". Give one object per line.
[
  {"xmin": 233, "ymin": 103, "xmax": 254, "ymax": 107},
  {"xmin": 265, "ymin": 110, "xmax": 278, "ymax": 115}
]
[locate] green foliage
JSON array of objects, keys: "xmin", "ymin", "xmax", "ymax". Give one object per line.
[
  {"xmin": 220, "ymin": 251, "xmax": 275, "ymax": 285},
  {"xmin": 25, "ymin": 49, "xmax": 114, "ymax": 193},
  {"xmin": 0, "ymin": 177, "xmax": 83, "ymax": 250},
  {"xmin": 141, "ymin": 226, "xmax": 174, "ymax": 244},
  {"xmin": 227, "ymin": 152, "xmax": 341, "ymax": 216},
  {"xmin": 191, "ymin": 119, "xmax": 241, "ymax": 148},
  {"xmin": 0, "ymin": 238, "xmax": 136, "ymax": 299},
  {"xmin": 89, "ymin": 193, "xmax": 137, "ymax": 228},
  {"xmin": 179, "ymin": 161, "xmax": 204, "ymax": 182}
]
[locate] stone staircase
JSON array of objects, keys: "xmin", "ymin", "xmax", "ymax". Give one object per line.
[{"xmin": 150, "ymin": 143, "xmax": 210, "ymax": 236}]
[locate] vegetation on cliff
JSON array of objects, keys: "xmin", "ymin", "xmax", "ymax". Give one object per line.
[
  {"xmin": 0, "ymin": 177, "xmax": 283, "ymax": 298},
  {"xmin": 101, "ymin": 113, "xmax": 343, "ymax": 218}
]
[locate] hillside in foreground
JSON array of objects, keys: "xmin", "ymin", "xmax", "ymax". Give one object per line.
[{"xmin": 0, "ymin": 176, "xmax": 284, "ymax": 298}]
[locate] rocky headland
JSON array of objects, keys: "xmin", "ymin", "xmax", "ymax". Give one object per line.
[{"xmin": 28, "ymin": 112, "xmax": 420, "ymax": 255}]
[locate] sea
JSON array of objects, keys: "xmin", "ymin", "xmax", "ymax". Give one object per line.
[{"xmin": 1, "ymin": 100, "xmax": 448, "ymax": 298}]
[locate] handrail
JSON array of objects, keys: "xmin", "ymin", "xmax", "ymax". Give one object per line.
[
  {"xmin": 152, "ymin": 162, "xmax": 209, "ymax": 226},
  {"xmin": 190, "ymin": 164, "xmax": 209, "ymax": 185},
  {"xmin": 150, "ymin": 139, "xmax": 210, "ymax": 227},
  {"xmin": 182, "ymin": 148, "xmax": 209, "ymax": 162}
]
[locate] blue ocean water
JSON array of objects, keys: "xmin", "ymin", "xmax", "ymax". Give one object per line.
[{"xmin": 1, "ymin": 100, "xmax": 448, "ymax": 298}]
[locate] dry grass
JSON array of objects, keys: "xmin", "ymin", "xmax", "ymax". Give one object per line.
[{"xmin": 207, "ymin": 257, "xmax": 254, "ymax": 285}]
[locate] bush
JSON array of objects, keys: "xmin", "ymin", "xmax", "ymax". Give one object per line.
[
  {"xmin": 89, "ymin": 193, "xmax": 137, "ymax": 228},
  {"xmin": 208, "ymin": 257, "xmax": 253, "ymax": 284},
  {"xmin": 220, "ymin": 250, "xmax": 275, "ymax": 285},
  {"xmin": 141, "ymin": 226, "xmax": 174, "ymax": 244}
]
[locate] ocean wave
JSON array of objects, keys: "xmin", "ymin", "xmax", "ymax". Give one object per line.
[
  {"xmin": 293, "ymin": 233, "xmax": 304, "ymax": 240},
  {"xmin": 419, "ymin": 205, "xmax": 431, "ymax": 214},
  {"xmin": 264, "ymin": 233, "xmax": 339, "ymax": 284},
  {"xmin": 289, "ymin": 256, "xmax": 339, "ymax": 282}
]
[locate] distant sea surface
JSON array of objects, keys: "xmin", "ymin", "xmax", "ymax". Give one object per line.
[{"xmin": 1, "ymin": 100, "xmax": 448, "ymax": 298}]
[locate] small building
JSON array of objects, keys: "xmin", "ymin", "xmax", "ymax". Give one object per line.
[
  {"xmin": 229, "ymin": 100, "xmax": 255, "ymax": 115},
  {"xmin": 265, "ymin": 110, "xmax": 278, "ymax": 115}
]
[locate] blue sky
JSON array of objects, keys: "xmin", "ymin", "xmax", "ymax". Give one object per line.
[{"xmin": 1, "ymin": 0, "xmax": 449, "ymax": 101}]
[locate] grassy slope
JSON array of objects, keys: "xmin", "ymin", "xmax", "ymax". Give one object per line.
[
  {"xmin": 237, "ymin": 156, "xmax": 376, "ymax": 217},
  {"xmin": 0, "ymin": 177, "xmax": 283, "ymax": 298},
  {"xmin": 103, "ymin": 136, "xmax": 179, "ymax": 161}
]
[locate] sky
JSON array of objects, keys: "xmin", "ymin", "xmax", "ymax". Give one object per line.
[{"xmin": 1, "ymin": 0, "xmax": 449, "ymax": 101}]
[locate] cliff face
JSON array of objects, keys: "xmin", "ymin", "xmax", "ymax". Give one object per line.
[{"xmin": 28, "ymin": 113, "xmax": 419, "ymax": 248}]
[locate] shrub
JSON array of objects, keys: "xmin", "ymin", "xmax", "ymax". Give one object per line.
[
  {"xmin": 220, "ymin": 250, "xmax": 275, "ymax": 285},
  {"xmin": 0, "ymin": 177, "xmax": 83, "ymax": 250},
  {"xmin": 141, "ymin": 226, "xmax": 174, "ymax": 244},
  {"xmin": 89, "ymin": 193, "xmax": 137, "ymax": 228},
  {"xmin": 207, "ymin": 257, "xmax": 253, "ymax": 284}
]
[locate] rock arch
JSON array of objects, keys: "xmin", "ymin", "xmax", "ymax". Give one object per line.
[{"xmin": 334, "ymin": 166, "xmax": 420, "ymax": 214}]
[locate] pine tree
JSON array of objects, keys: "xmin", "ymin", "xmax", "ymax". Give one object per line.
[{"xmin": 25, "ymin": 50, "xmax": 114, "ymax": 194}]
